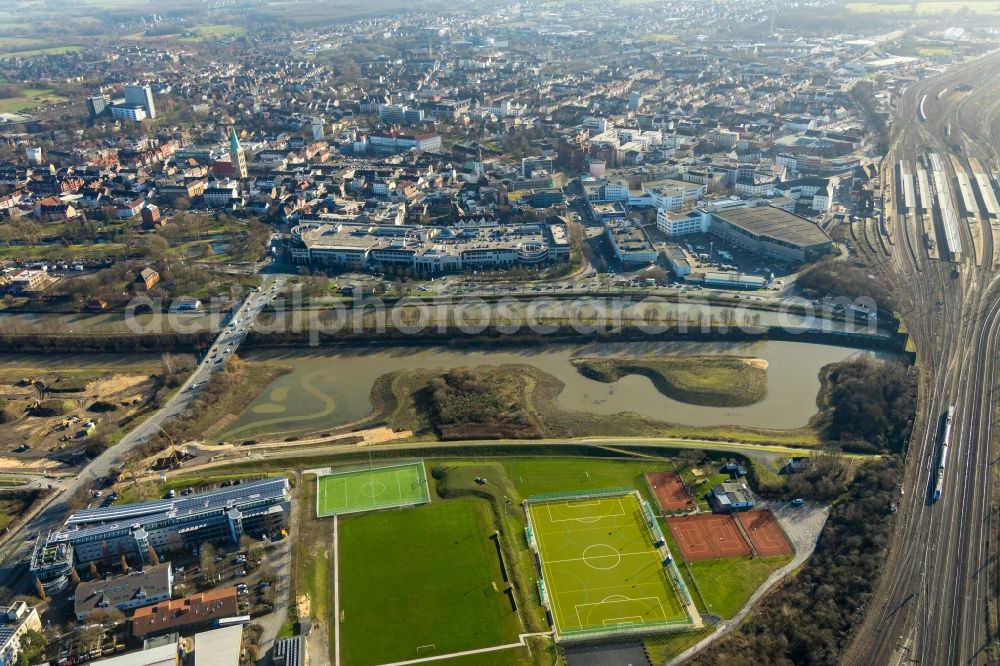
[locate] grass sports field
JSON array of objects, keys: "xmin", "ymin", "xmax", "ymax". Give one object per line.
[
  {"xmin": 316, "ymin": 462, "xmax": 429, "ymax": 517},
  {"xmin": 528, "ymin": 493, "xmax": 688, "ymax": 639},
  {"xmin": 339, "ymin": 499, "xmax": 520, "ymax": 665}
]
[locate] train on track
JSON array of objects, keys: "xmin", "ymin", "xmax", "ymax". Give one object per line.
[{"xmin": 933, "ymin": 405, "xmax": 955, "ymax": 501}]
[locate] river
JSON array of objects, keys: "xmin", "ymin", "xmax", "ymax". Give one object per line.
[{"xmin": 223, "ymin": 341, "xmax": 891, "ymax": 440}]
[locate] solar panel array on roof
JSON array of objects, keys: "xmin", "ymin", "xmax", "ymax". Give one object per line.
[
  {"xmin": 42, "ymin": 478, "xmax": 289, "ymax": 547},
  {"xmin": 67, "ymin": 478, "xmax": 287, "ymax": 528}
]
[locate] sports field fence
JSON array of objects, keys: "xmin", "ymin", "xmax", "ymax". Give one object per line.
[
  {"xmin": 555, "ymin": 616, "xmax": 695, "ymax": 643},
  {"xmin": 522, "ymin": 486, "xmax": 635, "ymax": 505}
]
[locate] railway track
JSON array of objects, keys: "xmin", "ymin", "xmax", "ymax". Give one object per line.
[{"xmin": 844, "ymin": 50, "xmax": 1000, "ymax": 666}]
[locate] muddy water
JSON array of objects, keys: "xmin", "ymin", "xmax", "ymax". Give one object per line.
[{"xmin": 225, "ymin": 341, "xmax": 888, "ymax": 440}]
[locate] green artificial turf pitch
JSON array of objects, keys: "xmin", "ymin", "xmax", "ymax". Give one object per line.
[
  {"xmin": 316, "ymin": 462, "xmax": 430, "ymax": 517},
  {"xmin": 528, "ymin": 493, "xmax": 688, "ymax": 637}
]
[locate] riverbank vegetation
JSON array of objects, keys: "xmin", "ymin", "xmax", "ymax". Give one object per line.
[
  {"xmin": 814, "ymin": 357, "xmax": 917, "ymax": 453},
  {"xmin": 371, "ymin": 364, "xmax": 819, "ymax": 446},
  {"xmin": 420, "ymin": 367, "xmax": 544, "ymax": 439},
  {"xmin": 156, "ymin": 356, "xmax": 291, "ymax": 446},
  {"xmin": 0, "ymin": 489, "xmax": 42, "ymax": 531},
  {"xmin": 572, "ymin": 356, "xmax": 767, "ymax": 407}
]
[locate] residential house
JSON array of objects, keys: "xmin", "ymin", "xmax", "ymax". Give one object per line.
[
  {"xmin": 115, "ymin": 197, "xmax": 146, "ymax": 219},
  {"xmin": 0, "ymin": 602, "xmax": 42, "ymax": 666},
  {"xmin": 141, "ymin": 205, "xmax": 163, "ymax": 229},
  {"xmin": 74, "ymin": 563, "xmax": 173, "ymax": 621},
  {"xmin": 136, "ymin": 268, "xmax": 160, "ymax": 290},
  {"xmin": 131, "ymin": 588, "xmax": 239, "ymax": 638},
  {"xmin": 34, "ymin": 197, "xmax": 79, "ymax": 221}
]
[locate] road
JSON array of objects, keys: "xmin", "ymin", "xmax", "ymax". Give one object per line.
[
  {"xmin": 0, "ymin": 274, "xmax": 285, "ymax": 586},
  {"xmin": 843, "ymin": 49, "xmax": 1000, "ymax": 666}
]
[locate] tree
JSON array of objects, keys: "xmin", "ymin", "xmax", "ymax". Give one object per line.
[
  {"xmin": 676, "ymin": 448, "xmax": 706, "ymax": 468},
  {"xmin": 239, "ymin": 534, "xmax": 264, "ymax": 567},
  {"xmin": 76, "ymin": 625, "xmax": 106, "ymax": 653},
  {"xmin": 258, "ymin": 560, "xmax": 276, "ymax": 585},
  {"xmin": 147, "ymin": 545, "xmax": 160, "ymax": 565},
  {"xmin": 88, "ymin": 561, "xmax": 98, "ymax": 578},
  {"xmin": 200, "ymin": 543, "xmax": 218, "ymax": 583},
  {"xmin": 120, "ymin": 450, "xmax": 145, "ymax": 488},
  {"xmin": 17, "ymin": 629, "xmax": 47, "ymax": 666},
  {"xmin": 137, "ymin": 234, "xmax": 169, "ymax": 261},
  {"xmin": 174, "ymin": 197, "xmax": 191, "ymax": 211}
]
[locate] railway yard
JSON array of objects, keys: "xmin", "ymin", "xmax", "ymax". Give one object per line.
[{"xmin": 844, "ymin": 49, "xmax": 1000, "ymax": 666}]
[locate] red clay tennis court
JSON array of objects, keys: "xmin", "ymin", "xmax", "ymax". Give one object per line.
[
  {"xmin": 667, "ymin": 514, "xmax": 751, "ymax": 561},
  {"xmin": 737, "ymin": 510, "xmax": 794, "ymax": 557},
  {"xmin": 646, "ymin": 471, "xmax": 696, "ymax": 512}
]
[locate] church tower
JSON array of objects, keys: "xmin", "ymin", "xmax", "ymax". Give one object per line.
[{"xmin": 230, "ymin": 127, "xmax": 248, "ymax": 179}]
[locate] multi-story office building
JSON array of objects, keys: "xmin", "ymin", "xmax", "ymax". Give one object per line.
[
  {"xmin": 290, "ymin": 221, "xmax": 570, "ymax": 274},
  {"xmin": 123, "ymin": 84, "xmax": 157, "ymax": 119},
  {"xmin": 30, "ymin": 477, "xmax": 289, "ymax": 592},
  {"xmin": 110, "ymin": 105, "xmax": 147, "ymax": 122},
  {"xmin": 86, "ymin": 94, "xmax": 110, "ymax": 119}
]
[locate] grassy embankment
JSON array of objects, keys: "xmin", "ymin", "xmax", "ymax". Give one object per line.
[
  {"xmin": 371, "ymin": 362, "xmax": 819, "ymax": 446},
  {"xmin": 0, "ymin": 491, "xmax": 42, "ymax": 531},
  {"xmin": 175, "ymin": 361, "xmax": 292, "ymax": 441},
  {"xmin": 572, "ymin": 356, "xmax": 767, "ymax": 407}
]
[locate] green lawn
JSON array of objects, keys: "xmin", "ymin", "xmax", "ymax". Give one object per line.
[
  {"xmin": 316, "ymin": 462, "xmax": 430, "ymax": 517},
  {"xmin": 644, "ymin": 628, "xmax": 716, "ymax": 663},
  {"xmin": 643, "ymin": 33, "xmax": 679, "ymax": 42},
  {"xmin": 498, "ymin": 457, "xmax": 668, "ymax": 500},
  {"xmin": 572, "ymin": 356, "xmax": 767, "ymax": 407},
  {"xmin": 847, "ymin": 1, "xmax": 1000, "ymax": 13},
  {"xmin": 528, "ymin": 493, "xmax": 688, "ymax": 638},
  {"xmin": 0, "ymin": 88, "xmax": 66, "ymax": 112},
  {"xmin": 679, "ymin": 467, "xmax": 730, "ymax": 512},
  {"xmin": 338, "ymin": 498, "xmax": 520, "ymax": 665},
  {"xmin": 686, "ymin": 555, "xmax": 792, "ymax": 619},
  {"xmin": 0, "ymin": 46, "xmax": 81, "ymax": 59},
  {"xmin": 845, "ymin": 2, "xmax": 910, "ymax": 11},
  {"xmin": 0, "ymin": 242, "xmax": 127, "ymax": 261},
  {"xmin": 177, "ymin": 24, "xmax": 247, "ymax": 41}
]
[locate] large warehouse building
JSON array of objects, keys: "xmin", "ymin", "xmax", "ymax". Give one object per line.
[
  {"xmin": 30, "ymin": 477, "xmax": 289, "ymax": 593},
  {"xmin": 708, "ymin": 206, "xmax": 833, "ymax": 262}
]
